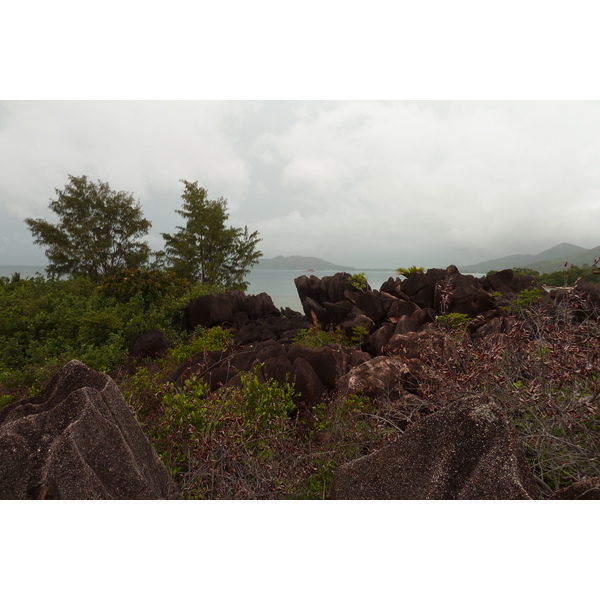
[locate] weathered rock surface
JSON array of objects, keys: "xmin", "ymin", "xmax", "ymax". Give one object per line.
[
  {"xmin": 336, "ymin": 356, "xmax": 427, "ymax": 399},
  {"xmin": 169, "ymin": 340, "xmax": 370, "ymax": 409},
  {"xmin": 548, "ymin": 477, "xmax": 600, "ymax": 500},
  {"xmin": 0, "ymin": 360, "xmax": 180, "ymax": 500},
  {"xmin": 130, "ymin": 328, "xmax": 170, "ymax": 359},
  {"xmin": 184, "ymin": 290, "xmax": 303, "ymax": 335},
  {"xmin": 332, "ymin": 395, "xmax": 540, "ymax": 500}
]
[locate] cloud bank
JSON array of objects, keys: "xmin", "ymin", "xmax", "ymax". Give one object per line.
[{"xmin": 2, "ymin": 100, "xmax": 600, "ymax": 269}]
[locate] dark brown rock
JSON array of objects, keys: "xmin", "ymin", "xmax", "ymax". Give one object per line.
[
  {"xmin": 485, "ymin": 269, "xmax": 517, "ymax": 295},
  {"xmin": 321, "ymin": 300, "xmax": 354, "ymax": 326},
  {"xmin": 393, "ymin": 314, "xmax": 419, "ymax": 336},
  {"xmin": 185, "ymin": 291, "xmax": 282, "ymax": 332},
  {"xmin": 130, "ymin": 329, "xmax": 170, "ymax": 359},
  {"xmin": 379, "ymin": 277, "xmax": 404, "ymax": 297},
  {"xmin": 411, "ymin": 307, "xmax": 437, "ymax": 329},
  {"xmin": 369, "ymin": 323, "xmax": 395, "ymax": 355},
  {"xmin": 302, "ymin": 297, "xmax": 328, "ymax": 327},
  {"xmin": 381, "ymin": 294, "xmax": 419, "ymax": 322},
  {"xmin": 243, "ymin": 292, "xmax": 282, "ymax": 320},
  {"xmin": 0, "ymin": 360, "xmax": 180, "ymax": 500},
  {"xmin": 347, "ymin": 290, "xmax": 387, "ymax": 323},
  {"xmin": 485, "ymin": 269, "xmax": 540, "ymax": 295},
  {"xmin": 291, "ymin": 357, "xmax": 326, "ymax": 408},
  {"xmin": 398, "ymin": 271, "xmax": 433, "ymax": 308},
  {"xmin": 386, "ymin": 328, "xmax": 453, "ymax": 361},
  {"xmin": 332, "ymin": 395, "xmax": 540, "ymax": 500},
  {"xmin": 287, "ymin": 344, "xmax": 364, "ymax": 390},
  {"xmin": 295, "ymin": 272, "xmax": 356, "ymax": 319},
  {"xmin": 339, "ymin": 314, "xmax": 377, "ymax": 337},
  {"xmin": 184, "ymin": 293, "xmax": 235, "ymax": 329},
  {"xmin": 434, "ymin": 272, "xmax": 494, "ymax": 317},
  {"xmin": 262, "ymin": 355, "xmax": 295, "ymax": 385},
  {"xmin": 548, "ymin": 477, "xmax": 600, "ymax": 500}
]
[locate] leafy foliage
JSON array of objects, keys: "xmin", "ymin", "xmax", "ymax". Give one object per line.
[
  {"xmin": 291, "ymin": 326, "xmax": 368, "ymax": 348},
  {"xmin": 492, "ymin": 287, "xmax": 546, "ymax": 313},
  {"xmin": 538, "ymin": 263, "xmax": 600, "ymax": 286},
  {"xmin": 97, "ymin": 268, "xmax": 192, "ymax": 308},
  {"xmin": 0, "ymin": 275, "xmax": 219, "ymax": 401},
  {"xmin": 349, "ymin": 272, "xmax": 368, "ymax": 291},
  {"xmin": 396, "ymin": 265, "xmax": 425, "ymax": 277},
  {"xmin": 25, "ymin": 175, "xmax": 151, "ymax": 282},
  {"xmin": 161, "ymin": 180, "xmax": 262, "ymax": 290},
  {"xmin": 436, "ymin": 312, "xmax": 471, "ymax": 329}
]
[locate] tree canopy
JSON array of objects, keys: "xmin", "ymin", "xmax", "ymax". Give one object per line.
[
  {"xmin": 161, "ymin": 180, "xmax": 262, "ymax": 290},
  {"xmin": 25, "ymin": 175, "xmax": 152, "ymax": 282}
]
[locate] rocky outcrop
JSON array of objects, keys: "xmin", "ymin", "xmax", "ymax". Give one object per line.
[
  {"xmin": 290, "ymin": 266, "xmax": 550, "ymax": 358},
  {"xmin": 184, "ymin": 290, "xmax": 303, "ymax": 334},
  {"xmin": 165, "ymin": 269, "xmax": 599, "ymax": 500},
  {"xmin": 168, "ymin": 339, "xmax": 371, "ymax": 409},
  {"xmin": 331, "ymin": 395, "xmax": 540, "ymax": 500},
  {"xmin": 485, "ymin": 268, "xmax": 539, "ymax": 295},
  {"xmin": 0, "ymin": 360, "xmax": 180, "ymax": 500}
]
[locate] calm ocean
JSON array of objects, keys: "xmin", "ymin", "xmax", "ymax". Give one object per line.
[{"xmin": 0, "ymin": 265, "xmax": 400, "ymax": 312}]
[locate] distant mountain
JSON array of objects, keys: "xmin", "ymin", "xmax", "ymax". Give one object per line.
[
  {"xmin": 255, "ymin": 255, "xmax": 357, "ymax": 271},
  {"xmin": 459, "ymin": 243, "xmax": 600, "ymax": 274}
]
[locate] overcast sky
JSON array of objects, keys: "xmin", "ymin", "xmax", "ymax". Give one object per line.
[
  {"xmin": 3, "ymin": 3, "xmax": 600, "ymax": 271},
  {"xmin": 2, "ymin": 100, "xmax": 600, "ymax": 270}
]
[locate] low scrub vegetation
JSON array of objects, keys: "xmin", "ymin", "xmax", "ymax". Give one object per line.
[
  {"xmin": 489, "ymin": 257, "xmax": 600, "ymax": 287},
  {"xmin": 411, "ymin": 287, "xmax": 600, "ymax": 495},
  {"xmin": 120, "ymin": 328, "xmax": 395, "ymax": 499},
  {"xmin": 2, "ymin": 268, "xmax": 599, "ymax": 499}
]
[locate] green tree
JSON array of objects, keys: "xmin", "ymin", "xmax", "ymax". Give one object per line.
[
  {"xmin": 25, "ymin": 175, "xmax": 151, "ymax": 282},
  {"xmin": 161, "ymin": 180, "xmax": 262, "ymax": 290}
]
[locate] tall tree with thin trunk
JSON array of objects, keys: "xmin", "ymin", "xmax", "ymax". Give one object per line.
[
  {"xmin": 161, "ymin": 180, "xmax": 262, "ymax": 290},
  {"xmin": 25, "ymin": 175, "xmax": 151, "ymax": 282}
]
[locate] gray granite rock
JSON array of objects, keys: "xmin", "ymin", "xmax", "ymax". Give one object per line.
[{"xmin": 0, "ymin": 360, "xmax": 180, "ymax": 500}]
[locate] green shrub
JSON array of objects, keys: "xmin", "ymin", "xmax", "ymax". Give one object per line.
[
  {"xmin": 168, "ymin": 327, "xmax": 233, "ymax": 364},
  {"xmin": 349, "ymin": 272, "xmax": 368, "ymax": 291},
  {"xmin": 0, "ymin": 273, "xmax": 221, "ymax": 401},
  {"xmin": 436, "ymin": 312, "xmax": 470, "ymax": 329},
  {"xmin": 97, "ymin": 268, "xmax": 192, "ymax": 308},
  {"xmin": 396, "ymin": 266, "xmax": 425, "ymax": 277},
  {"xmin": 291, "ymin": 326, "xmax": 368, "ymax": 348},
  {"xmin": 492, "ymin": 287, "xmax": 545, "ymax": 314},
  {"xmin": 292, "ymin": 327, "xmax": 351, "ymax": 347},
  {"xmin": 139, "ymin": 365, "xmax": 299, "ymax": 497}
]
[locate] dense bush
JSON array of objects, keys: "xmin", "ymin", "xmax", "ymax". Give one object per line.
[
  {"xmin": 538, "ymin": 264, "xmax": 600, "ymax": 286},
  {"xmin": 0, "ymin": 274, "xmax": 220, "ymax": 400},
  {"xmin": 97, "ymin": 268, "xmax": 193, "ymax": 308}
]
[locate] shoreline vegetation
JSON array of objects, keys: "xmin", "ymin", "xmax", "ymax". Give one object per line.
[{"xmin": 1, "ymin": 262, "xmax": 599, "ymax": 499}]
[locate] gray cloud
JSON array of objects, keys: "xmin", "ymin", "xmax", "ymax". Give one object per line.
[{"xmin": 2, "ymin": 100, "xmax": 600, "ymax": 269}]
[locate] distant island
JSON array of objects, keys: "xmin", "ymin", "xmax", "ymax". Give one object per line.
[
  {"xmin": 255, "ymin": 255, "xmax": 358, "ymax": 271},
  {"xmin": 458, "ymin": 242, "xmax": 600, "ymax": 274}
]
